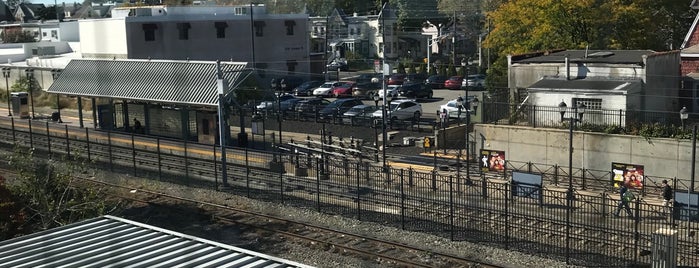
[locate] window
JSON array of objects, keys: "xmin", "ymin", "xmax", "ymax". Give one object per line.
[
  {"xmin": 177, "ymin": 23, "xmax": 191, "ymax": 40},
  {"xmin": 286, "ymin": 60, "xmax": 297, "ymax": 73},
  {"xmin": 253, "ymin": 21, "xmax": 265, "ymax": 37},
  {"xmin": 350, "ymin": 28, "xmax": 354, "ymax": 35},
  {"xmin": 573, "ymin": 98, "xmax": 602, "ymax": 111},
  {"xmin": 284, "ymin": 20, "xmax": 295, "ymax": 35},
  {"xmin": 51, "ymin": 30, "xmax": 57, "ymax": 38},
  {"xmin": 42, "ymin": 32, "xmax": 47, "ymax": 37},
  {"xmin": 142, "ymin": 23, "xmax": 157, "ymax": 42},
  {"xmin": 214, "ymin": 21, "xmax": 227, "ymax": 38}
]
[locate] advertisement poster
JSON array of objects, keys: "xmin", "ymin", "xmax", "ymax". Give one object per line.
[
  {"xmin": 480, "ymin": 149, "xmax": 506, "ymax": 172},
  {"xmin": 611, "ymin": 162, "xmax": 644, "ymax": 189}
]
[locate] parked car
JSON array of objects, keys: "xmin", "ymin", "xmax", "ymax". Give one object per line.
[
  {"xmin": 332, "ymin": 81, "xmax": 357, "ymax": 97},
  {"xmin": 349, "ymin": 73, "xmax": 378, "ymax": 84},
  {"xmin": 425, "ymin": 75, "xmax": 448, "ymax": 89},
  {"xmin": 295, "ymin": 98, "xmax": 331, "ymax": 117},
  {"xmin": 439, "ymin": 96, "xmax": 475, "ymax": 119},
  {"xmin": 326, "ymin": 60, "xmax": 348, "ymax": 71},
  {"xmin": 352, "ymin": 82, "xmax": 382, "ymax": 99},
  {"xmin": 342, "ymin": 104, "xmax": 379, "ymax": 125},
  {"xmin": 398, "ymin": 82, "xmax": 433, "ymax": 99},
  {"xmin": 294, "ymin": 80, "xmax": 324, "ymax": 96},
  {"xmin": 463, "ymin": 74, "xmax": 486, "ymax": 89},
  {"xmin": 256, "ymin": 94, "xmax": 295, "ymax": 112},
  {"xmin": 313, "ymin": 81, "xmax": 343, "ymax": 97},
  {"xmin": 372, "ymin": 99, "xmax": 423, "ymax": 121},
  {"xmin": 318, "ymin": 98, "xmax": 363, "ymax": 120},
  {"xmin": 376, "ymin": 85, "xmax": 401, "ymax": 100},
  {"xmin": 279, "ymin": 98, "xmax": 303, "ymax": 114},
  {"xmin": 387, "ymin": 74, "xmax": 407, "ymax": 85},
  {"xmin": 404, "ymin": 73, "xmax": 427, "ymax": 84},
  {"xmin": 445, "ymin": 76, "xmax": 464, "ymax": 90}
]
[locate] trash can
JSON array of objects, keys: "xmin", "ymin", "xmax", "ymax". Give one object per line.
[
  {"xmin": 51, "ymin": 112, "xmax": 60, "ymax": 122},
  {"xmin": 10, "ymin": 92, "xmax": 29, "ymax": 119}
]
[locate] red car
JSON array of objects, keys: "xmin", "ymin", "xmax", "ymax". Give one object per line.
[
  {"xmin": 387, "ymin": 74, "xmax": 406, "ymax": 85},
  {"xmin": 332, "ymin": 81, "xmax": 356, "ymax": 97},
  {"xmin": 444, "ymin": 76, "xmax": 464, "ymax": 90}
]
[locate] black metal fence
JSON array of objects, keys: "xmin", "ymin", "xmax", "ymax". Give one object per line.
[
  {"xmin": 482, "ymin": 101, "xmax": 693, "ymax": 130},
  {"xmin": 1, "ymin": 117, "xmax": 697, "ymax": 267}
]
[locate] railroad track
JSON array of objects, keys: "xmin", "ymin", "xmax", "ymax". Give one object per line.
[{"xmin": 34, "ymin": 168, "xmax": 503, "ymax": 268}]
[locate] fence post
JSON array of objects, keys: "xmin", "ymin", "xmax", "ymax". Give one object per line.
[
  {"xmin": 400, "ymin": 168, "xmax": 405, "ymax": 230},
  {"xmin": 85, "ymin": 128, "xmax": 90, "ymax": 161},
  {"xmin": 527, "ymin": 161, "xmax": 532, "ymax": 173},
  {"xmin": 532, "ymin": 105, "xmax": 537, "ymax": 128},
  {"xmin": 364, "ymin": 162, "xmax": 370, "ymax": 181},
  {"xmin": 356, "ymin": 161, "xmax": 361, "ymax": 221},
  {"xmin": 45, "ymin": 121, "xmax": 51, "ymax": 156},
  {"xmin": 245, "ymin": 147, "xmax": 251, "ymax": 198},
  {"xmin": 449, "ymin": 175, "xmax": 454, "ymax": 241},
  {"xmin": 11, "ymin": 117, "xmax": 15, "ymax": 143},
  {"xmin": 64, "ymin": 125, "xmax": 70, "ymax": 158},
  {"xmin": 316, "ymin": 157, "xmax": 321, "ymax": 212},
  {"xmin": 619, "ymin": 109, "xmax": 623, "ymax": 128},
  {"xmin": 183, "ymin": 138, "xmax": 189, "ymax": 184},
  {"xmin": 156, "ymin": 137, "xmax": 162, "ymax": 181},
  {"xmin": 28, "ymin": 119, "xmax": 33, "ymax": 149},
  {"xmin": 431, "ymin": 170, "xmax": 437, "ymax": 191},
  {"xmin": 581, "ymin": 167, "xmax": 587, "ymax": 190},
  {"xmin": 408, "ymin": 167, "xmax": 414, "ymax": 187},
  {"xmin": 132, "ymin": 131, "xmax": 137, "ymax": 177},
  {"xmin": 213, "ymin": 143, "xmax": 218, "ymax": 190},
  {"xmin": 634, "ymin": 198, "xmax": 641, "ymax": 264},
  {"xmin": 279, "ymin": 151, "xmax": 285, "ymax": 205},
  {"xmin": 505, "ymin": 182, "xmax": 510, "ymax": 249},
  {"xmin": 107, "ymin": 129, "xmax": 113, "ymax": 172},
  {"xmin": 482, "ymin": 173, "xmax": 488, "ymax": 199},
  {"xmin": 553, "ymin": 164, "xmax": 559, "ymax": 186}
]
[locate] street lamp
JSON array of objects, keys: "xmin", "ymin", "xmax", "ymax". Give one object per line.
[
  {"xmin": 51, "ymin": 69, "xmax": 62, "ymax": 123},
  {"xmin": 25, "ymin": 68, "xmax": 35, "ymax": 119},
  {"xmin": 2, "ymin": 67, "xmax": 10, "ymax": 116},
  {"xmin": 457, "ymin": 95, "xmax": 479, "ymax": 185},
  {"xmin": 380, "ymin": 92, "xmax": 395, "ymax": 171},
  {"xmin": 680, "ymin": 106, "xmax": 688, "ymax": 130},
  {"xmin": 558, "ymin": 100, "xmax": 585, "ymax": 263}
]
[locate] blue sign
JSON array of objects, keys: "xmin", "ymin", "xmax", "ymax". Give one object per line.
[{"xmin": 511, "ymin": 172, "xmax": 543, "ymax": 203}]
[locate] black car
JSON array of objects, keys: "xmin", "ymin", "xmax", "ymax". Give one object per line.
[
  {"xmin": 398, "ymin": 82, "xmax": 434, "ymax": 99},
  {"xmin": 318, "ymin": 98, "xmax": 363, "ymax": 120},
  {"xmin": 405, "ymin": 73, "xmax": 428, "ymax": 84},
  {"xmin": 425, "ymin": 75, "xmax": 448, "ymax": 89},
  {"xmin": 294, "ymin": 98, "xmax": 331, "ymax": 118},
  {"xmin": 293, "ymin": 80, "xmax": 324, "ymax": 96}
]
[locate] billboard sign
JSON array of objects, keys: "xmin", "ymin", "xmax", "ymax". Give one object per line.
[
  {"xmin": 611, "ymin": 162, "xmax": 644, "ymax": 189},
  {"xmin": 480, "ymin": 149, "xmax": 506, "ymax": 172}
]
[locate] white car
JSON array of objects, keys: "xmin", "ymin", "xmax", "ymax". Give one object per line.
[
  {"xmin": 372, "ymin": 99, "xmax": 422, "ymax": 121},
  {"xmin": 439, "ymin": 96, "xmax": 477, "ymax": 119},
  {"xmin": 462, "ymin": 74, "xmax": 485, "ymax": 89},
  {"xmin": 313, "ymin": 81, "xmax": 342, "ymax": 97},
  {"xmin": 376, "ymin": 85, "xmax": 401, "ymax": 100}
]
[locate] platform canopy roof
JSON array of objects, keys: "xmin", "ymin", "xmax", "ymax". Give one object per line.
[{"xmin": 47, "ymin": 59, "xmax": 253, "ymax": 107}]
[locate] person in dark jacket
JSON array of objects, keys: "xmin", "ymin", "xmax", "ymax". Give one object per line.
[
  {"xmin": 613, "ymin": 183, "xmax": 633, "ymax": 217},
  {"xmin": 662, "ymin": 180, "xmax": 673, "ymax": 215}
]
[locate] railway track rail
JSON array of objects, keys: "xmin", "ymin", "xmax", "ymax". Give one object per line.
[{"xmin": 1, "ymin": 165, "xmax": 503, "ymax": 268}]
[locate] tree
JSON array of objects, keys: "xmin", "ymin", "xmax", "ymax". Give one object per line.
[
  {"xmin": 36, "ymin": 5, "xmax": 62, "ymax": 20},
  {"xmin": 2, "ymin": 29, "xmax": 36, "ymax": 43},
  {"xmin": 7, "ymin": 147, "xmax": 120, "ymax": 231},
  {"xmin": 0, "ymin": 175, "xmax": 27, "ymax": 240}
]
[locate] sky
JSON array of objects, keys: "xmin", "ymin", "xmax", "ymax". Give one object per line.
[{"xmin": 31, "ymin": 0, "xmax": 81, "ymax": 7}]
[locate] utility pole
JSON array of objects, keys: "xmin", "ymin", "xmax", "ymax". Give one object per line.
[{"xmin": 452, "ymin": 11, "xmax": 456, "ymax": 65}]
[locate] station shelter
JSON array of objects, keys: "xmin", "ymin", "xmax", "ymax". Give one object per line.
[{"xmin": 47, "ymin": 59, "xmax": 255, "ymax": 145}]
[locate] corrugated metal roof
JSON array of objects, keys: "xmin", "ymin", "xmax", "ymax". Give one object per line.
[
  {"xmin": 47, "ymin": 59, "xmax": 251, "ymax": 107},
  {"xmin": 0, "ymin": 215, "xmax": 314, "ymax": 268}
]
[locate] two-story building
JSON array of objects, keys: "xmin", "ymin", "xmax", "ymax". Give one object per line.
[{"xmin": 79, "ymin": 4, "xmax": 310, "ymax": 82}]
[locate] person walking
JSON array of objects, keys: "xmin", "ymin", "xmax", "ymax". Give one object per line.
[
  {"xmin": 614, "ymin": 182, "xmax": 634, "ymax": 218},
  {"xmin": 133, "ymin": 118, "xmax": 142, "ymax": 134},
  {"xmin": 661, "ymin": 180, "xmax": 673, "ymax": 215}
]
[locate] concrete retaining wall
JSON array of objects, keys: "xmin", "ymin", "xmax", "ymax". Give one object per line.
[{"xmin": 474, "ymin": 124, "xmax": 693, "ymax": 186}]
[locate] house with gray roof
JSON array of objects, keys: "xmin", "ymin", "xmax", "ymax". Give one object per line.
[
  {"xmin": 13, "ymin": 3, "xmax": 45, "ymax": 22},
  {"xmin": 508, "ymin": 49, "xmax": 681, "ymax": 126}
]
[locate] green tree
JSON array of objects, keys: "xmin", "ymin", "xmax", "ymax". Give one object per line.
[
  {"xmin": 35, "ymin": 6, "xmax": 61, "ymax": 20},
  {"xmin": 396, "ymin": 62, "xmax": 405, "ymax": 74},
  {"xmin": 407, "ymin": 63, "xmax": 416, "ymax": 74},
  {"xmin": 7, "ymin": 147, "xmax": 119, "ymax": 231},
  {"xmin": 0, "ymin": 175, "xmax": 26, "ymax": 239},
  {"xmin": 11, "ymin": 76, "xmax": 39, "ymax": 93},
  {"xmin": 448, "ymin": 63, "xmax": 456, "ymax": 76}
]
